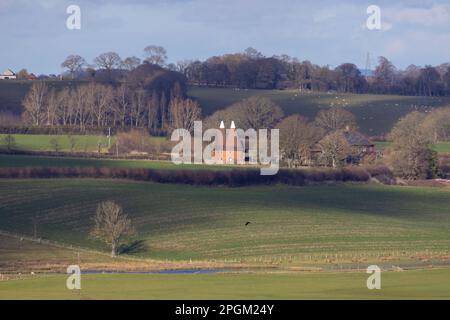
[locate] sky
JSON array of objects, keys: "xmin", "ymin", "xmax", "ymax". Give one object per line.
[{"xmin": 1, "ymin": 0, "xmax": 450, "ymax": 74}]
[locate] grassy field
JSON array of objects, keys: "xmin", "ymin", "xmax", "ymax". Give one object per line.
[
  {"xmin": 0, "ymin": 134, "xmax": 166, "ymax": 153},
  {"xmin": 188, "ymin": 87, "xmax": 450, "ymax": 135},
  {"xmin": 434, "ymin": 142, "xmax": 450, "ymax": 154},
  {"xmin": 0, "ymin": 154, "xmax": 241, "ymax": 170},
  {"xmin": 2, "ymin": 81, "xmax": 450, "ymax": 136},
  {"xmin": 0, "ymin": 179, "xmax": 449, "ymax": 265},
  {"xmin": 1, "ymin": 269, "xmax": 450, "ymax": 299},
  {"xmin": 0, "ymin": 80, "xmax": 80, "ymax": 115},
  {"xmin": 373, "ymin": 141, "xmax": 450, "ymax": 153}
]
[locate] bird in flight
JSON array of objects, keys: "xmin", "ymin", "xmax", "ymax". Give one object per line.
[{"xmin": 245, "ymin": 221, "xmax": 251, "ymax": 226}]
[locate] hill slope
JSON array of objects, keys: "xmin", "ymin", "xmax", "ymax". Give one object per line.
[
  {"xmin": 1, "ymin": 179, "xmax": 449, "ymax": 265},
  {"xmin": 188, "ymin": 87, "xmax": 450, "ymax": 135},
  {"xmin": 2, "ymin": 80, "xmax": 450, "ymax": 136}
]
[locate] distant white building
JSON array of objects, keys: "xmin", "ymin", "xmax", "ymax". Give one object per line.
[{"xmin": 0, "ymin": 69, "xmax": 17, "ymax": 80}]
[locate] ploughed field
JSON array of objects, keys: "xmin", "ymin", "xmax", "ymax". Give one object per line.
[{"xmin": 0, "ymin": 179, "xmax": 449, "ymax": 266}]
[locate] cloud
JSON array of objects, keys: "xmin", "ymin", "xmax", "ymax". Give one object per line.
[{"xmin": 391, "ymin": 4, "xmax": 450, "ymax": 27}]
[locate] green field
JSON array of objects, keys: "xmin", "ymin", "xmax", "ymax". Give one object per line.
[
  {"xmin": 374, "ymin": 141, "xmax": 450, "ymax": 154},
  {"xmin": 0, "ymin": 80, "xmax": 80, "ymax": 115},
  {"xmin": 434, "ymin": 142, "xmax": 450, "ymax": 154},
  {"xmin": 189, "ymin": 87, "xmax": 450, "ymax": 135},
  {"xmin": 0, "ymin": 154, "xmax": 240, "ymax": 170},
  {"xmin": 2, "ymin": 81, "xmax": 450, "ymax": 136},
  {"xmin": 1, "ymin": 269, "xmax": 450, "ymax": 299},
  {"xmin": 0, "ymin": 134, "xmax": 165, "ymax": 153},
  {"xmin": 1, "ymin": 179, "xmax": 449, "ymax": 265}
]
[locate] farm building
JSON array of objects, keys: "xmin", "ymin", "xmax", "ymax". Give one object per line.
[
  {"xmin": 309, "ymin": 128, "xmax": 376, "ymax": 166},
  {"xmin": 213, "ymin": 121, "xmax": 246, "ymax": 164},
  {"xmin": 0, "ymin": 69, "xmax": 17, "ymax": 80},
  {"xmin": 343, "ymin": 129, "xmax": 375, "ymax": 153}
]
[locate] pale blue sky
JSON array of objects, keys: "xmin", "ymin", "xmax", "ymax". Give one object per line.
[{"xmin": 1, "ymin": 0, "xmax": 450, "ymax": 74}]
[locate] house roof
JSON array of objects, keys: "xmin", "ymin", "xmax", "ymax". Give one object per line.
[
  {"xmin": 2, "ymin": 69, "xmax": 15, "ymax": 76},
  {"xmin": 343, "ymin": 130, "xmax": 373, "ymax": 146}
]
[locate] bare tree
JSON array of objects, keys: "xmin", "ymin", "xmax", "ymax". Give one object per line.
[
  {"xmin": 143, "ymin": 45, "xmax": 167, "ymax": 66},
  {"xmin": 22, "ymin": 81, "xmax": 48, "ymax": 126},
  {"xmin": 210, "ymin": 96, "xmax": 283, "ymax": 130},
  {"xmin": 45, "ymin": 89, "xmax": 58, "ymax": 126},
  {"xmin": 88, "ymin": 83, "xmax": 114, "ymax": 127},
  {"xmin": 130, "ymin": 89, "xmax": 147, "ymax": 127},
  {"xmin": 421, "ymin": 107, "xmax": 450, "ymax": 142},
  {"xmin": 148, "ymin": 91, "xmax": 159, "ymax": 130},
  {"xmin": 319, "ymin": 130, "xmax": 354, "ymax": 167},
  {"xmin": 388, "ymin": 111, "xmax": 436, "ymax": 179},
  {"xmin": 1, "ymin": 133, "xmax": 16, "ymax": 151},
  {"xmin": 73, "ymin": 85, "xmax": 90, "ymax": 132},
  {"xmin": 67, "ymin": 134, "xmax": 77, "ymax": 152},
  {"xmin": 279, "ymin": 115, "xmax": 322, "ymax": 167},
  {"xmin": 175, "ymin": 59, "xmax": 192, "ymax": 76},
  {"xmin": 169, "ymin": 98, "xmax": 201, "ymax": 132},
  {"xmin": 55, "ymin": 88, "xmax": 72, "ymax": 126},
  {"xmin": 113, "ymin": 84, "xmax": 131, "ymax": 127},
  {"xmin": 122, "ymin": 56, "xmax": 141, "ymax": 71},
  {"xmin": 91, "ymin": 201, "xmax": 135, "ymax": 257},
  {"xmin": 49, "ymin": 137, "xmax": 61, "ymax": 152},
  {"xmin": 61, "ymin": 55, "xmax": 86, "ymax": 79},
  {"xmin": 94, "ymin": 52, "xmax": 122, "ymax": 71},
  {"xmin": 315, "ymin": 108, "xmax": 357, "ymax": 133}
]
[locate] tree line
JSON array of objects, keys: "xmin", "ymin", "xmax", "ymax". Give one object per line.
[
  {"xmin": 182, "ymin": 51, "xmax": 450, "ymax": 96},
  {"xmin": 52, "ymin": 46, "xmax": 450, "ymax": 97},
  {"xmin": 22, "ymin": 81, "xmax": 200, "ymax": 134}
]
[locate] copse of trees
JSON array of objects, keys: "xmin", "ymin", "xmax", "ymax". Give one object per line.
[
  {"xmin": 387, "ymin": 112, "xmax": 438, "ymax": 179},
  {"xmin": 183, "ymin": 50, "xmax": 450, "ymax": 97},
  {"xmin": 386, "ymin": 107, "xmax": 450, "ymax": 180},
  {"xmin": 59, "ymin": 46, "xmax": 450, "ymax": 97},
  {"xmin": 22, "ymin": 62, "xmax": 190, "ymax": 134}
]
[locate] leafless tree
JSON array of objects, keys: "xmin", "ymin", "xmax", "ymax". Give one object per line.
[
  {"xmin": 421, "ymin": 107, "xmax": 450, "ymax": 142},
  {"xmin": 319, "ymin": 130, "xmax": 354, "ymax": 167},
  {"xmin": 22, "ymin": 81, "xmax": 49, "ymax": 126},
  {"xmin": 55, "ymin": 88, "xmax": 72, "ymax": 126},
  {"xmin": 1, "ymin": 133, "xmax": 16, "ymax": 151},
  {"xmin": 388, "ymin": 111, "xmax": 436, "ymax": 179},
  {"xmin": 45, "ymin": 89, "xmax": 58, "ymax": 126},
  {"xmin": 279, "ymin": 115, "xmax": 323, "ymax": 167},
  {"xmin": 91, "ymin": 201, "xmax": 135, "ymax": 257},
  {"xmin": 315, "ymin": 108, "xmax": 357, "ymax": 133},
  {"xmin": 87, "ymin": 83, "xmax": 114, "ymax": 127},
  {"xmin": 61, "ymin": 55, "xmax": 86, "ymax": 79},
  {"xmin": 94, "ymin": 52, "xmax": 122, "ymax": 71},
  {"xmin": 148, "ymin": 91, "xmax": 159, "ymax": 130},
  {"xmin": 130, "ymin": 89, "xmax": 147, "ymax": 127},
  {"xmin": 175, "ymin": 59, "xmax": 192, "ymax": 76},
  {"xmin": 122, "ymin": 56, "xmax": 141, "ymax": 71},
  {"xmin": 113, "ymin": 84, "xmax": 131, "ymax": 127},
  {"xmin": 143, "ymin": 45, "xmax": 167, "ymax": 66},
  {"xmin": 206, "ymin": 96, "xmax": 283, "ymax": 130},
  {"xmin": 169, "ymin": 98, "xmax": 202, "ymax": 132},
  {"xmin": 73, "ymin": 85, "xmax": 90, "ymax": 131}
]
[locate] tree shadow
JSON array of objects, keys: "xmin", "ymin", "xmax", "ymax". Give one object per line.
[{"xmin": 119, "ymin": 240, "xmax": 147, "ymax": 255}]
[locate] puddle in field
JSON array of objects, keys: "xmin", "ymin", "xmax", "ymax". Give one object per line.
[{"xmin": 82, "ymin": 269, "xmax": 228, "ymax": 275}]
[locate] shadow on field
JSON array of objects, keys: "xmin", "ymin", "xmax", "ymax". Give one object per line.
[{"xmin": 120, "ymin": 240, "xmax": 148, "ymax": 255}]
